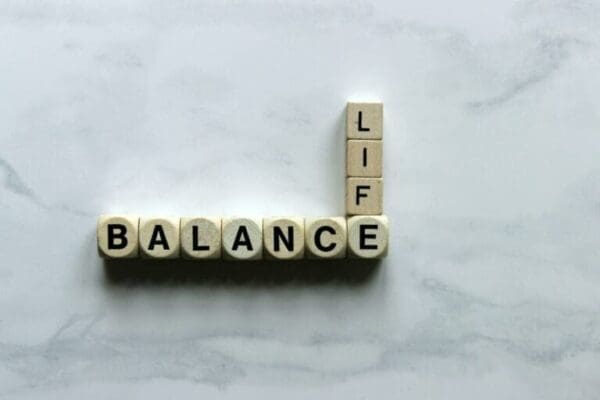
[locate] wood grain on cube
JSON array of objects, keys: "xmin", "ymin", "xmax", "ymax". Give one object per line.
[
  {"xmin": 222, "ymin": 217, "xmax": 263, "ymax": 260},
  {"xmin": 180, "ymin": 217, "xmax": 221, "ymax": 259},
  {"xmin": 347, "ymin": 139, "xmax": 383, "ymax": 177},
  {"xmin": 139, "ymin": 217, "xmax": 180, "ymax": 259},
  {"xmin": 97, "ymin": 215, "xmax": 139, "ymax": 259},
  {"xmin": 346, "ymin": 102, "xmax": 383, "ymax": 140},
  {"xmin": 305, "ymin": 217, "xmax": 347, "ymax": 259},
  {"xmin": 347, "ymin": 215, "xmax": 389, "ymax": 258},
  {"xmin": 346, "ymin": 177, "xmax": 383, "ymax": 215},
  {"xmin": 263, "ymin": 217, "xmax": 305, "ymax": 260}
]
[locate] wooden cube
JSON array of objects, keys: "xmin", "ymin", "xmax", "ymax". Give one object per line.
[
  {"xmin": 263, "ymin": 217, "xmax": 305, "ymax": 260},
  {"xmin": 305, "ymin": 217, "xmax": 347, "ymax": 259},
  {"xmin": 346, "ymin": 102, "xmax": 383, "ymax": 140},
  {"xmin": 346, "ymin": 177, "xmax": 383, "ymax": 215},
  {"xmin": 180, "ymin": 217, "xmax": 222, "ymax": 259},
  {"xmin": 222, "ymin": 217, "xmax": 263, "ymax": 260},
  {"xmin": 139, "ymin": 217, "xmax": 180, "ymax": 259},
  {"xmin": 347, "ymin": 215, "xmax": 389, "ymax": 258},
  {"xmin": 347, "ymin": 139, "xmax": 383, "ymax": 177},
  {"xmin": 97, "ymin": 215, "xmax": 139, "ymax": 258}
]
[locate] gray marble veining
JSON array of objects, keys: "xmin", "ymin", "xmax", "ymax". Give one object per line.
[{"xmin": 0, "ymin": 1, "xmax": 599, "ymax": 398}]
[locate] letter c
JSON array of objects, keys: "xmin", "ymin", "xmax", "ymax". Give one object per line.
[{"xmin": 314, "ymin": 226, "xmax": 336, "ymax": 252}]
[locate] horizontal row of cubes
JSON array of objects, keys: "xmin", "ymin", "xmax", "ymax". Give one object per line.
[{"xmin": 98, "ymin": 215, "xmax": 388, "ymax": 261}]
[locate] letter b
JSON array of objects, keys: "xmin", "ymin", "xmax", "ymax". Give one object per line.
[{"xmin": 97, "ymin": 215, "xmax": 139, "ymax": 258}]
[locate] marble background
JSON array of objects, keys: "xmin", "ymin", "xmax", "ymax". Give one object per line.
[{"xmin": 1, "ymin": 0, "xmax": 599, "ymax": 398}]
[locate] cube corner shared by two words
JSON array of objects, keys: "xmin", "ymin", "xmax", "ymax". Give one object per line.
[{"xmin": 97, "ymin": 101, "xmax": 389, "ymax": 262}]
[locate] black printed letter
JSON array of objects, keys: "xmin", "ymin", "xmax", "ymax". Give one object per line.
[
  {"xmin": 108, "ymin": 224, "xmax": 128, "ymax": 250},
  {"xmin": 274, "ymin": 226, "xmax": 294, "ymax": 252},
  {"xmin": 148, "ymin": 225, "xmax": 170, "ymax": 250},
  {"xmin": 358, "ymin": 111, "xmax": 370, "ymax": 132},
  {"xmin": 315, "ymin": 226, "xmax": 336, "ymax": 252},
  {"xmin": 356, "ymin": 185, "xmax": 371, "ymax": 205},
  {"xmin": 232, "ymin": 226, "xmax": 253, "ymax": 251},
  {"xmin": 359, "ymin": 224, "xmax": 378, "ymax": 250},
  {"xmin": 192, "ymin": 226, "xmax": 210, "ymax": 251}
]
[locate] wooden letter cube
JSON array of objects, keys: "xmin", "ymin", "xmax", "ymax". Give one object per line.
[
  {"xmin": 180, "ymin": 217, "xmax": 221, "ymax": 259},
  {"xmin": 97, "ymin": 215, "xmax": 139, "ymax": 259},
  {"xmin": 139, "ymin": 217, "xmax": 180, "ymax": 259},
  {"xmin": 347, "ymin": 215, "xmax": 389, "ymax": 258},
  {"xmin": 346, "ymin": 102, "xmax": 383, "ymax": 140},
  {"xmin": 263, "ymin": 217, "xmax": 305, "ymax": 260},
  {"xmin": 305, "ymin": 217, "xmax": 347, "ymax": 259},
  {"xmin": 222, "ymin": 217, "xmax": 263, "ymax": 260},
  {"xmin": 346, "ymin": 177, "xmax": 383, "ymax": 215},
  {"xmin": 347, "ymin": 140, "xmax": 383, "ymax": 177}
]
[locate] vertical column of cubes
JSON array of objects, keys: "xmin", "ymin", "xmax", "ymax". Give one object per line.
[
  {"xmin": 345, "ymin": 102, "xmax": 383, "ymax": 215},
  {"xmin": 345, "ymin": 102, "xmax": 388, "ymax": 259}
]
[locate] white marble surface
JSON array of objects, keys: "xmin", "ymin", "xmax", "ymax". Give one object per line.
[{"xmin": 1, "ymin": 1, "xmax": 600, "ymax": 398}]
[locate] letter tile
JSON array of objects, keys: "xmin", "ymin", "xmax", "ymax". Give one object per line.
[
  {"xmin": 263, "ymin": 217, "xmax": 305, "ymax": 260},
  {"xmin": 347, "ymin": 215, "xmax": 389, "ymax": 259},
  {"xmin": 180, "ymin": 217, "xmax": 222, "ymax": 259},
  {"xmin": 97, "ymin": 215, "xmax": 139, "ymax": 259},
  {"xmin": 347, "ymin": 139, "xmax": 383, "ymax": 177},
  {"xmin": 305, "ymin": 217, "xmax": 347, "ymax": 259},
  {"xmin": 222, "ymin": 217, "xmax": 263, "ymax": 260},
  {"xmin": 139, "ymin": 217, "xmax": 180, "ymax": 259},
  {"xmin": 346, "ymin": 102, "xmax": 383, "ymax": 140},
  {"xmin": 346, "ymin": 177, "xmax": 383, "ymax": 215}
]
